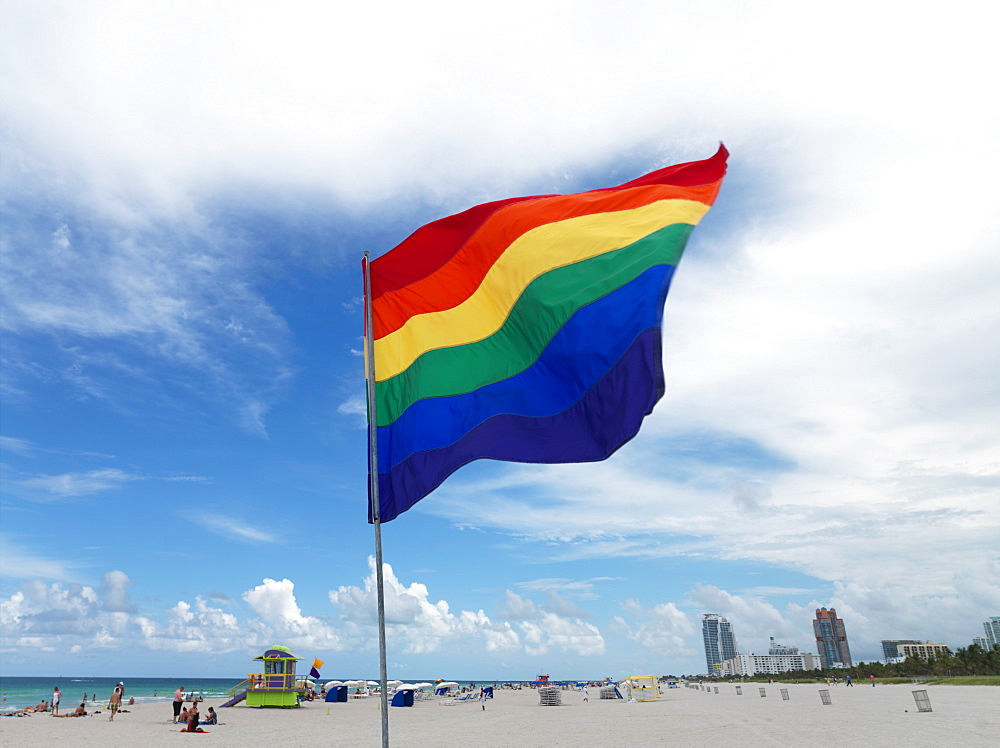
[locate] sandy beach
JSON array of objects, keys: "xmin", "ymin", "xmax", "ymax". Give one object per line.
[{"xmin": 2, "ymin": 683, "xmax": 997, "ymax": 746}]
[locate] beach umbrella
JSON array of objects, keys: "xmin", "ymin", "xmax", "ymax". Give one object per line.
[
  {"xmin": 437, "ymin": 681, "xmax": 459, "ymax": 688},
  {"xmin": 413, "ymin": 682, "xmax": 432, "ymax": 689},
  {"xmin": 387, "ymin": 680, "xmax": 403, "ymax": 686},
  {"xmin": 343, "ymin": 680, "xmax": 362, "ymax": 687},
  {"xmin": 324, "ymin": 681, "xmax": 343, "ymax": 688},
  {"xmin": 366, "ymin": 680, "xmax": 380, "ymax": 686},
  {"xmin": 395, "ymin": 684, "xmax": 416, "ymax": 691}
]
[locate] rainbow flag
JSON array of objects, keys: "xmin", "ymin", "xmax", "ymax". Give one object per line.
[{"xmin": 366, "ymin": 146, "xmax": 728, "ymax": 523}]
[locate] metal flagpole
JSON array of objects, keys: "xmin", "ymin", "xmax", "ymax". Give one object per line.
[{"xmin": 363, "ymin": 252, "xmax": 390, "ymax": 748}]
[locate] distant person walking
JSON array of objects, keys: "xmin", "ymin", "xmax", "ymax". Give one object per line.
[
  {"xmin": 870, "ymin": 674, "xmax": 876, "ymax": 687},
  {"xmin": 51, "ymin": 686, "xmax": 61, "ymax": 715},
  {"xmin": 845, "ymin": 675, "xmax": 853, "ymax": 687},
  {"xmin": 480, "ymin": 688, "xmax": 487, "ymax": 711},
  {"xmin": 173, "ymin": 686, "xmax": 186, "ymax": 724},
  {"xmin": 583, "ymin": 685, "xmax": 589, "ymax": 703}
]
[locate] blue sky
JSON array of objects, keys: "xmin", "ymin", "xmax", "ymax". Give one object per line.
[{"xmin": 1, "ymin": 1, "xmax": 997, "ymax": 680}]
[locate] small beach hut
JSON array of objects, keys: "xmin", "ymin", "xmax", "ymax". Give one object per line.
[{"xmin": 246, "ymin": 645, "xmax": 304, "ymax": 707}]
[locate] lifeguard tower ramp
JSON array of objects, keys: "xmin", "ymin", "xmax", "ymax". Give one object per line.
[{"xmin": 621, "ymin": 675, "xmax": 660, "ymax": 702}]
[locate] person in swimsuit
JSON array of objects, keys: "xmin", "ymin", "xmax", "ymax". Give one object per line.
[
  {"xmin": 108, "ymin": 686, "xmax": 121, "ymax": 721},
  {"xmin": 173, "ymin": 686, "xmax": 186, "ymax": 723}
]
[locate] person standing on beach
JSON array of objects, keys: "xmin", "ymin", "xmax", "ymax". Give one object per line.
[
  {"xmin": 108, "ymin": 685, "xmax": 121, "ymax": 721},
  {"xmin": 51, "ymin": 686, "xmax": 61, "ymax": 715},
  {"xmin": 582, "ymin": 686, "xmax": 589, "ymax": 703},
  {"xmin": 479, "ymin": 688, "xmax": 487, "ymax": 711},
  {"xmin": 173, "ymin": 686, "xmax": 185, "ymax": 724},
  {"xmin": 870, "ymin": 674, "xmax": 876, "ymax": 687}
]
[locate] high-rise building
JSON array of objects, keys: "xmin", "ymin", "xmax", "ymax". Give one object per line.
[
  {"xmin": 984, "ymin": 616, "xmax": 1000, "ymax": 647},
  {"xmin": 813, "ymin": 607, "xmax": 852, "ymax": 668},
  {"xmin": 703, "ymin": 613, "xmax": 739, "ymax": 673},
  {"xmin": 881, "ymin": 639, "xmax": 921, "ymax": 663}
]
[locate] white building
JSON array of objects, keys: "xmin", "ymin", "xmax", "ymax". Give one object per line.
[
  {"xmin": 984, "ymin": 617, "xmax": 1000, "ymax": 648},
  {"xmin": 717, "ymin": 652, "xmax": 821, "ymax": 677}
]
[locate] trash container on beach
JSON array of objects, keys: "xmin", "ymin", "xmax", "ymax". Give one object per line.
[{"xmin": 912, "ymin": 690, "xmax": 932, "ymax": 713}]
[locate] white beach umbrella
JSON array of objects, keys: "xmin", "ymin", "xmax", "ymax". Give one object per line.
[
  {"xmin": 387, "ymin": 680, "xmax": 403, "ymax": 686},
  {"xmin": 395, "ymin": 683, "xmax": 416, "ymax": 691},
  {"xmin": 343, "ymin": 680, "xmax": 362, "ymax": 687},
  {"xmin": 324, "ymin": 680, "xmax": 343, "ymax": 688},
  {"xmin": 366, "ymin": 680, "xmax": 380, "ymax": 686},
  {"xmin": 413, "ymin": 682, "xmax": 432, "ymax": 689},
  {"xmin": 437, "ymin": 681, "xmax": 459, "ymax": 688}
]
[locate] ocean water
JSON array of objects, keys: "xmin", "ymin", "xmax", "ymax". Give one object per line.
[
  {"xmin": 0, "ymin": 677, "xmax": 242, "ymax": 711},
  {"xmin": 0, "ymin": 677, "xmax": 503, "ymax": 711}
]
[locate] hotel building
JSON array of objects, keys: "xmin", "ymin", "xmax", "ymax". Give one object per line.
[
  {"xmin": 813, "ymin": 607, "xmax": 852, "ymax": 668},
  {"xmin": 899, "ymin": 641, "xmax": 951, "ymax": 660},
  {"xmin": 702, "ymin": 613, "xmax": 739, "ymax": 674}
]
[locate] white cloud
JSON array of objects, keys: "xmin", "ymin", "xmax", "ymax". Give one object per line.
[
  {"xmin": 518, "ymin": 613, "xmax": 605, "ymax": 657},
  {"xmin": 0, "ymin": 537, "xmax": 87, "ymax": 581},
  {"xmin": 329, "ymin": 557, "xmax": 516, "ymax": 655},
  {"xmin": 611, "ymin": 599, "xmax": 696, "ymax": 662},
  {"xmin": 243, "ymin": 577, "xmax": 341, "ymax": 651},
  {"xmin": 200, "ymin": 515, "xmax": 276, "ymax": 544},
  {"xmin": 11, "ymin": 468, "xmax": 141, "ymax": 500}
]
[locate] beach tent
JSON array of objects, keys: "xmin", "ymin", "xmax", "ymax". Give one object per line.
[
  {"xmin": 390, "ymin": 689, "xmax": 414, "ymax": 707},
  {"xmin": 324, "ymin": 686, "xmax": 347, "ymax": 702}
]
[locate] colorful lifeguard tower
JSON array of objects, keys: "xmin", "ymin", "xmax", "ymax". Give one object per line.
[{"xmin": 245, "ymin": 645, "xmax": 303, "ymax": 707}]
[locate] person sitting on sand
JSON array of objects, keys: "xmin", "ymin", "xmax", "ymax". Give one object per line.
[
  {"xmin": 34, "ymin": 700, "xmax": 49, "ymax": 712},
  {"xmin": 202, "ymin": 706, "xmax": 217, "ymax": 725},
  {"xmin": 180, "ymin": 703, "xmax": 204, "ymax": 733},
  {"xmin": 178, "ymin": 705, "xmax": 190, "ymax": 723}
]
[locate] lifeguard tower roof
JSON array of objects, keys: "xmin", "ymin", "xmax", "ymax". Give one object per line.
[{"xmin": 253, "ymin": 645, "xmax": 302, "ymax": 661}]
